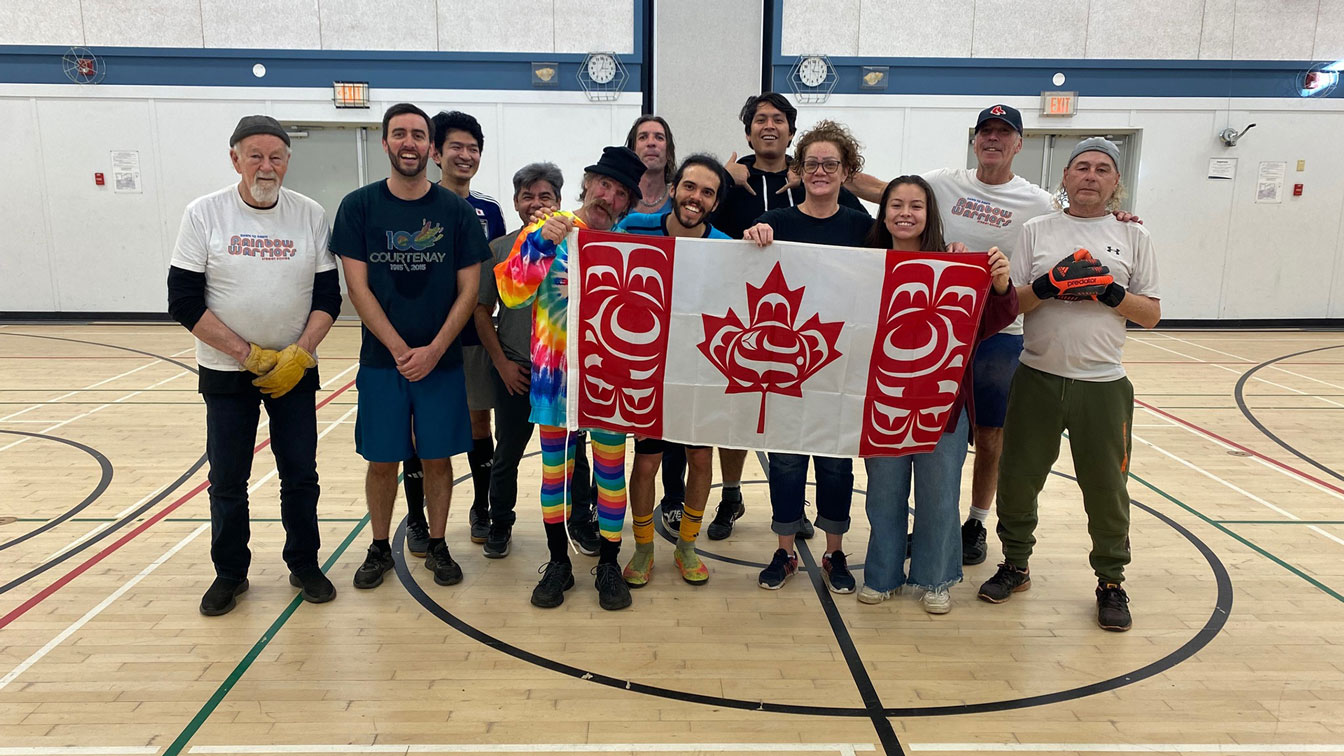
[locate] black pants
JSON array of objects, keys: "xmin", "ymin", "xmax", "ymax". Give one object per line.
[{"xmin": 203, "ymin": 384, "xmax": 321, "ymax": 580}]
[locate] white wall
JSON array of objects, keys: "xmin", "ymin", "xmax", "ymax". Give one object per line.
[
  {"xmin": 0, "ymin": 85, "xmax": 641, "ymax": 313},
  {"xmin": 0, "ymin": 0, "xmax": 635, "ymax": 53},
  {"xmin": 781, "ymin": 0, "xmax": 1343, "ymax": 60},
  {"xmin": 796, "ymin": 94, "xmax": 1344, "ymax": 320}
]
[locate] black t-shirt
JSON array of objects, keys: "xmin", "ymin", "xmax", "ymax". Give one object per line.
[
  {"xmin": 330, "ymin": 180, "xmax": 490, "ymax": 371},
  {"xmin": 754, "ymin": 205, "xmax": 873, "ymax": 247}
]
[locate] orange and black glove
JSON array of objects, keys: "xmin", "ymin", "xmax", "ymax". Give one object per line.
[
  {"xmin": 241, "ymin": 343, "xmax": 281, "ymax": 375},
  {"xmin": 252, "ymin": 344, "xmax": 316, "ymax": 398},
  {"xmin": 1032, "ymin": 249, "xmax": 1113, "ymax": 301},
  {"xmin": 1095, "ymin": 283, "xmax": 1127, "ymax": 308}
]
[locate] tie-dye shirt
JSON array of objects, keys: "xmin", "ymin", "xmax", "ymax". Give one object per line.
[{"xmin": 494, "ymin": 212, "xmax": 588, "ymax": 428}]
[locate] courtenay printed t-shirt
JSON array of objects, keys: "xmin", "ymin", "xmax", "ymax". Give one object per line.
[
  {"xmin": 171, "ymin": 185, "xmax": 335, "ymax": 372},
  {"xmin": 923, "ymin": 167, "xmax": 1055, "ymax": 336},
  {"xmin": 1012, "ymin": 211, "xmax": 1160, "ymax": 381},
  {"xmin": 330, "ymin": 180, "xmax": 490, "ymax": 372}
]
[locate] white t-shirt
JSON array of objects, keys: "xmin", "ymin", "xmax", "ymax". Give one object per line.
[
  {"xmin": 1011, "ymin": 211, "xmax": 1161, "ymax": 381},
  {"xmin": 170, "ymin": 185, "xmax": 335, "ymax": 371},
  {"xmin": 923, "ymin": 167, "xmax": 1055, "ymax": 336}
]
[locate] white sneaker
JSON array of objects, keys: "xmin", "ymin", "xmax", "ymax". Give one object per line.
[
  {"xmin": 921, "ymin": 587, "xmax": 951, "ymax": 614},
  {"xmin": 858, "ymin": 585, "xmax": 897, "ymax": 604}
]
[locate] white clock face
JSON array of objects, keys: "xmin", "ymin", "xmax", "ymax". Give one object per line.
[
  {"xmin": 587, "ymin": 54, "xmax": 617, "ymax": 85},
  {"xmin": 799, "ymin": 56, "xmax": 828, "ymax": 87}
]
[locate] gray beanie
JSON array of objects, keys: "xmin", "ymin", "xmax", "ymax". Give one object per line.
[{"xmin": 1067, "ymin": 137, "xmax": 1121, "ymax": 172}]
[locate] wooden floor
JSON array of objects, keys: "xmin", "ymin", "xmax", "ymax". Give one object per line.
[{"xmin": 1, "ymin": 322, "xmax": 1343, "ymax": 756}]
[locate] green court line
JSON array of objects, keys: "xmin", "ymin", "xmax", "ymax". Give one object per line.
[
  {"xmin": 1129, "ymin": 470, "xmax": 1344, "ymax": 603},
  {"xmin": 1215, "ymin": 519, "xmax": 1344, "ymax": 525},
  {"xmin": 164, "ymin": 512, "xmax": 370, "ymax": 756}
]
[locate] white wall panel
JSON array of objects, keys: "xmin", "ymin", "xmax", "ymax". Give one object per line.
[
  {"xmin": 0, "ymin": 0, "xmax": 84, "ymax": 46},
  {"xmin": 1315, "ymin": 0, "xmax": 1344, "ymax": 61},
  {"xmin": 856, "ymin": 0, "xmax": 973, "ymax": 58},
  {"xmin": 318, "ymin": 0, "xmax": 438, "ymax": 51},
  {"xmin": 1231, "ymin": 0, "xmax": 1317, "ymax": 60},
  {"xmin": 496, "ymin": 102, "xmax": 640, "ymax": 214},
  {"xmin": 82, "ymin": 0, "xmax": 203, "ymax": 48},
  {"xmin": 781, "ymin": 0, "xmax": 860, "ymax": 56},
  {"xmin": 1198, "ymin": 0, "xmax": 1234, "ymax": 58},
  {"xmin": 0, "ymin": 100, "xmax": 58, "ymax": 311},
  {"xmin": 971, "ymin": 0, "xmax": 1089, "ymax": 59},
  {"xmin": 437, "ymin": 0, "xmax": 555, "ymax": 52},
  {"xmin": 201, "ymin": 0, "xmax": 321, "ymax": 49},
  {"xmin": 553, "ymin": 0, "xmax": 634, "ymax": 54},
  {"xmin": 1085, "ymin": 0, "xmax": 1204, "ymax": 59}
]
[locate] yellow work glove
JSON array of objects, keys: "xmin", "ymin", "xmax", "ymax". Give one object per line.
[
  {"xmin": 252, "ymin": 344, "xmax": 316, "ymax": 398},
  {"xmin": 242, "ymin": 343, "xmax": 281, "ymax": 375}
]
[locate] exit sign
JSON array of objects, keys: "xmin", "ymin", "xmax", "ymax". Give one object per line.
[{"xmin": 1041, "ymin": 91, "xmax": 1077, "ymax": 116}]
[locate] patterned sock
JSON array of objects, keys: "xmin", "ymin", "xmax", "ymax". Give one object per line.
[
  {"xmin": 679, "ymin": 498, "xmax": 705, "ymax": 542},
  {"xmin": 538, "ymin": 425, "xmax": 573, "ymax": 528},
  {"xmin": 632, "ymin": 509, "xmax": 654, "ymax": 545},
  {"xmin": 589, "ymin": 430, "xmax": 628, "ymax": 541},
  {"xmin": 468, "ymin": 436, "xmax": 494, "ymax": 513},
  {"xmin": 403, "ymin": 457, "xmax": 426, "ymax": 527}
]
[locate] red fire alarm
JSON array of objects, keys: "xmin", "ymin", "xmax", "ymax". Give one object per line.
[
  {"xmin": 94, "ymin": 172, "xmax": 105, "ymax": 186},
  {"xmin": 1293, "ymin": 183, "xmax": 1304, "ymax": 197}
]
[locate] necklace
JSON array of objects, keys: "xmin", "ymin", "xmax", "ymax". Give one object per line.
[{"xmin": 638, "ymin": 184, "xmax": 669, "ymax": 208}]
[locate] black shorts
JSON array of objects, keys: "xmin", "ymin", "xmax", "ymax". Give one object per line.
[{"xmin": 633, "ymin": 438, "xmax": 709, "ymax": 455}]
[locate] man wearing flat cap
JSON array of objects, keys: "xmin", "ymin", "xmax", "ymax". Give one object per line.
[
  {"xmin": 495, "ymin": 145, "xmax": 644, "ymax": 611},
  {"xmin": 168, "ymin": 114, "xmax": 342, "ymax": 616},
  {"xmin": 977, "ymin": 136, "xmax": 1161, "ymax": 633}
]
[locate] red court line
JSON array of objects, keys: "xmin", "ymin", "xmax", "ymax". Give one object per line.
[
  {"xmin": 0, "ymin": 379, "xmax": 356, "ymax": 630},
  {"xmin": 1134, "ymin": 398, "xmax": 1344, "ymax": 497}
]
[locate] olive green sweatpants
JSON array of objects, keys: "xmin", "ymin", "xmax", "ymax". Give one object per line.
[{"xmin": 994, "ymin": 364, "xmax": 1134, "ymax": 583}]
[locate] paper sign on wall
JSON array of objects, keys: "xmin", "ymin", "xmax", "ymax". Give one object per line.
[
  {"xmin": 1207, "ymin": 158, "xmax": 1236, "ymax": 180},
  {"xmin": 111, "ymin": 150, "xmax": 142, "ymax": 194},
  {"xmin": 1255, "ymin": 161, "xmax": 1286, "ymax": 203}
]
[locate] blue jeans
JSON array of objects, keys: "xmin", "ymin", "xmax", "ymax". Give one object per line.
[
  {"xmin": 768, "ymin": 453, "xmax": 853, "ymax": 536},
  {"xmin": 862, "ymin": 411, "xmax": 969, "ymax": 592}
]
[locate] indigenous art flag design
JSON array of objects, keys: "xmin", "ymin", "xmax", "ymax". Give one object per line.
[{"xmin": 566, "ymin": 230, "xmax": 991, "ymax": 457}]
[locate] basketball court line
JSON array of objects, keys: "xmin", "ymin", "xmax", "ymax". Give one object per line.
[
  {"xmin": 0, "ymin": 342, "xmax": 194, "ymax": 422},
  {"xmin": 1134, "ymin": 337, "xmax": 1344, "ymax": 409},
  {"xmin": 0, "ymin": 404, "xmax": 357, "ymax": 690},
  {"xmin": 0, "ymin": 370, "xmax": 189, "ymax": 453},
  {"xmin": 1157, "ymin": 332, "xmax": 1344, "ymax": 392},
  {"xmin": 190, "ymin": 745, "xmax": 877, "ymax": 754},
  {"xmin": 908, "ymin": 746, "xmax": 1344, "ymax": 753}
]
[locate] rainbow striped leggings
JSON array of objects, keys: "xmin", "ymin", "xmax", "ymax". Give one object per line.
[{"xmin": 537, "ymin": 426, "xmax": 627, "ymax": 541}]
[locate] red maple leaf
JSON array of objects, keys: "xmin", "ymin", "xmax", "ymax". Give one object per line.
[{"xmin": 698, "ymin": 262, "xmax": 844, "ymax": 434}]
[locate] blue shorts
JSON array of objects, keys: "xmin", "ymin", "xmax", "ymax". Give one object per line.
[
  {"xmin": 971, "ymin": 332, "xmax": 1024, "ymax": 429},
  {"xmin": 354, "ymin": 365, "xmax": 473, "ymax": 462}
]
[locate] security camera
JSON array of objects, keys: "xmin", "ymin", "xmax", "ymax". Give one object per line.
[{"xmin": 1218, "ymin": 123, "xmax": 1256, "ymax": 147}]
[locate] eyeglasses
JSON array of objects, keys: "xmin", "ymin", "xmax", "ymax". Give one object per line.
[{"xmin": 802, "ymin": 159, "xmax": 842, "ymax": 175}]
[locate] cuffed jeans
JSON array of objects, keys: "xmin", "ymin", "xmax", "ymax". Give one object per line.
[
  {"xmin": 203, "ymin": 386, "xmax": 320, "ymax": 581},
  {"xmin": 996, "ymin": 364, "xmax": 1134, "ymax": 583},
  {"xmin": 862, "ymin": 411, "xmax": 969, "ymax": 592},
  {"xmin": 768, "ymin": 453, "xmax": 853, "ymax": 536}
]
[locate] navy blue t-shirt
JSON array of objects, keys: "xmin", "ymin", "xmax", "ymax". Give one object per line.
[
  {"xmin": 755, "ymin": 205, "xmax": 873, "ymax": 247},
  {"xmin": 330, "ymin": 180, "xmax": 490, "ymax": 371},
  {"xmin": 466, "ymin": 191, "xmax": 507, "ymax": 243}
]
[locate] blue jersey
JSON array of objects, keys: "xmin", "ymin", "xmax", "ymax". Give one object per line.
[
  {"xmin": 466, "ymin": 191, "xmax": 507, "ymax": 243},
  {"xmin": 615, "ymin": 212, "xmax": 730, "ymax": 239}
]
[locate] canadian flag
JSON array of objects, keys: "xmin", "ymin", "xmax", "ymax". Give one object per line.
[{"xmin": 566, "ymin": 229, "xmax": 991, "ymax": 457}]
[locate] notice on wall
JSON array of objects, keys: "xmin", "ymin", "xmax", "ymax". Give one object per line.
[
  {"xmin": 1207, "ymin": 158, "xmax": 1237, "ymax": 180},
  {"xmin": 1255, "ymin": 161, "xmax": 1286, "ymax": 203},
  {"xmin": 111, "ymin": 150, "xmax": 142, "ymax": 194}
]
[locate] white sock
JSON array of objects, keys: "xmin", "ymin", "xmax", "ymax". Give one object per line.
[{"xmin": 968, "ymin": 506, "xmax": 990, "ymax": 524}]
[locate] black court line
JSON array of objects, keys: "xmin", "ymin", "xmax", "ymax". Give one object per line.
[
  {"xmin": 0, "ymin": 333, "xmax": 206, "ymax": 595},
  {"xmin": 0, "ymin": 430, "xmax": 113, "ymax": 551},
  {"xmin": 1233, "ymin": 343, "xmax": 1344, "ymax": 483}
]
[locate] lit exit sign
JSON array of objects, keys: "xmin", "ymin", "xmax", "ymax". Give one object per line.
[{"xmin": 1041, "ymin": 91, "xmax": 1077, "ymax": 116}]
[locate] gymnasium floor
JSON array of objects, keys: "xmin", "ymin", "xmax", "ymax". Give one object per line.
[{"xmin": 1, "ymin": 322, "xmax": 1342, "ymax": 756}]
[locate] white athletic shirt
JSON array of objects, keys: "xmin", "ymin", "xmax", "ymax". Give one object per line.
[
  {"xmin": 171, "ymin": 185, "xmax": 335, "ymax": 372},
  {"xmin": 1011, "ymin": 211, "xmax": 1161, "ymax": 381},
  {"xmin": 923, "ymin": 167, "xmax": 1055, "ymax": 337}
]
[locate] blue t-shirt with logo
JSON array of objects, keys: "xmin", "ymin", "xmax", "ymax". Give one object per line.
[
  {"xmin": 466, "ymin": 191, "xmax": 507, "ymax": 243},
  {"xmin": 330, "ymin": 180, "xmax": 490, "ymax": 371}
]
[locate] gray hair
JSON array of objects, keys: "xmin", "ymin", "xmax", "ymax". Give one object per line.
[{"xmin": 512, "ymin": 162, "xmax": 563, "ymax": 199}]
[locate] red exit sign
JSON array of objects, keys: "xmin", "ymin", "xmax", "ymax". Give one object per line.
[{"xmin": 1040, "ymin": 91, "xmax": 1077, "ymax": 116}]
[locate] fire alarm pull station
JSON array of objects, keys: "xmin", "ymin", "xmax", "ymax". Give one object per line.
[
  {"xmin": 1293, "ymin": 183, "xmax": 1303, "ymax": 197},
  {"xmin": 94, "ymin": 173, "xmax": 105, "ymax": 186}
]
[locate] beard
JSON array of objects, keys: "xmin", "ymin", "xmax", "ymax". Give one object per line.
[
  {"xmin": 673, "ymin": 199, "xmax": 706, "ymax": 229},
  {"xmin": 388, "ymin": 149, "xmax": 426, "ymax": 178},
  {"xmin": 249, "ymin": 174, "xmax": 280, "ymax": 206}
]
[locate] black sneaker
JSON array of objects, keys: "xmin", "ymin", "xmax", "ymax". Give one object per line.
[
  {"xmin": 593, "ymin": 562, "xmax": 632, "ymax": 610},
  {"xmin": 568, "ymin": 513, "xmax": 600, "ymax": 557},
  {"xmin": 661, "ymin": 500, "xmax": 684, "ymax": 533},
  {"xmin": 531, "ymin": 561, "xmax": 575, "ymax": 608},
  {"xmin": 405, "ymin": 519, "xmax": 430, "ymax": 558},
  {"xmin": 961, "ymin": 519, "xmax": 987, "ymax": 565},
  {"xmin": 353, "ymin": 546, "xmax": 395, "ymax": 589},
  {"xmin": 977, "ymin": 562, "xmax": 1031, "ymax": 603},
  {"xmin": 288, "ymin": 568, "xmax": 336, "ymax": 604},
  {"xmin": 797, "ymin": 501, "xmax": 815, "ymax": 540},
  {"xmin": 822, "ymin": 550, "xmax": 855, "ymax": 594},
  {"xmin": 758, "ymin": 549, "xmax": 798, "ymax": 590},
  {"xmin": 483, "ymin": 523, "xmax": 512, "ymax": 559},
  {"xmin": 469, "ymin": 506, "xmax": 489, "ymax": 544},
  {"xmin": 705, "ymin": 497, "xmax": 745, "ymax": 541},
  {"xmin": 1096, "ymin": 582, "xmax": 1132, "ymax": 632},
  {"xmin": 199, "ymin": 577, "xmax": 248, "ymax": 616},
  {"xmin": 424, "ymin": 542, "xmax": 463, "ymax": 586}
]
